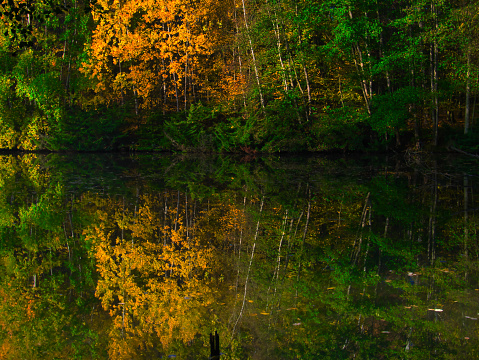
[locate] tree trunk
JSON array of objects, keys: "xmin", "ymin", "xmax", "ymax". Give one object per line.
[
  {"xmin": 240, "ymin": 0, "xmax": 265, "ymax": 110},
  {"xmin": 349, "ymin": 9, "xmax": 371, "ymax": 114}
]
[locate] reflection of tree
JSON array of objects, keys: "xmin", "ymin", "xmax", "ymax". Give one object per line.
[
  {"xmin": 85, "ymin": 193, "xmax": 220, "ymax": 358},
  {"xmin": 0, "ymin": 158, "xmax": 102, "ymax": 359},
  {"xmin": 0, "ymin": 154, "xmax": 478, "ymax": 359}
]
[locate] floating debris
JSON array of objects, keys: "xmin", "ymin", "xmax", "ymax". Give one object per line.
[
  {"xmin": 381, "ymin": 331, "xmax": 391, "ymax": 334},
  {"xmin": 293, "ymin": 323, "xmax": 301, "ymax": 326},
  {"xmin": 260, "ymin": 312, "xmax": 270, "ymax": 315},
  {"xmin": 465, "ymin": 316, "xmax": 478, "ymax": 320},
  {"xmin": 427, "ymin": 308, "xmax": 443, "ymax": 312}
]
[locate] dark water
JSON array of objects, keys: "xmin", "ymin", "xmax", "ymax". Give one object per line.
[{"xmin": 0, "ymin": 152, "xmax": 478, "ymax": 359}]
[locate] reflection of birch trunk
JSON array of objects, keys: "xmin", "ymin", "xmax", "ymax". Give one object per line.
[
  {"xmin": 274, "ymin": 210, "xmax": 288, "ymax": 283},
  {"xmin": 270, "ymin": 216, "xmax": 295, "ymax": 328},
  {"xmin": 66, "ymin": 194, "xmax": 74, "ymax": 271},
  {"xmin": 235, "ymin": 196, "xmax": 247, "ymax": 292},
  {"xmin": 231, "ymin": 197, "xmax": 264, "ymax": 340},
  {"xmin": 121, "ymin": 290, "xmax": 125, "ymax": 337},
  {"xmin": 229, "ymin": 196, "xmax": 247, "ymax": 327},
  {"xmin": 296, "ymin": 188, "xmax": 311, "ymax": 303},
  {"xmin": 464, "ymin": 174, "xmax": 469, "ymax": 259},
  {"xmin": 378, "ymin": 217, "xmax": 389, "ymax": 274},
  {"xmin": 352, "ymin": 192, "xmax": 371, "ymax": 265},
  {"xmin": 185, "ymin": 189, "xmax": 189, "ymax": 239},
  {"xmin": 267, "ymin": 210, "xmax": 288, "ymax": 311},
  {"xmin": 428, "ymin": 167, "xmax": 437, "ymax": 263},
  {"xmin": 163, "ymin": 191, "xmax": 168, "ymax": 246},
  {"xmin": 64, "ymin": 222, "xmax": 71, "ymax": 269},
  {"xmin": 405, "ymin": 326, "xmax": 413, "ymax": 351},
  {"xmin": 281, "ymin": 217, "xmax": 295, "ymax": 281},
  {"xmin": 362, "ymin": 206, "xmax": 372, "ymax": 272}
]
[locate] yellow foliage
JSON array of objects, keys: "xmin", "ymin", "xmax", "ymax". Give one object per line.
[{"xmin": 82, "ymin": 0, "xmax": 235, "ymax": 109}]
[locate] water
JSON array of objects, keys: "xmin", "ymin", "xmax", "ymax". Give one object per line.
[{"xmin": 0, "ymin": 152, "xmax": 478, "ymax": 359}]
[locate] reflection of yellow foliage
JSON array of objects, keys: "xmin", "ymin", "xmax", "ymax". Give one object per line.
[
  {"xmin": 195, "ymin": 199, "xmax": 246, "ymax": 247},
  {"xmin": 84, "ymin": 193, "xmax": 218, "ymax": 358}
]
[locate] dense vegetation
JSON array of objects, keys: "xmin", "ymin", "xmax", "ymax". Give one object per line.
[{"xmin": 0, "ymin": 0, "xmax": 478, "ymax": 152}]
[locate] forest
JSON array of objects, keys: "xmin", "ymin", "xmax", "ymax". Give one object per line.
[{"xmin": 0, "ymin": 0, "xmax": 478, "ymax": 152}]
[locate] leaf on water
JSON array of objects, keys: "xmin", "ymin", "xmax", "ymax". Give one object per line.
[
  {"xmin": 381, "ymin": 331, "xmax": 390, "ymax": 334},
  {"xmin": 293, "ymin": 323, "xmax": 301, "ymax": 326}
]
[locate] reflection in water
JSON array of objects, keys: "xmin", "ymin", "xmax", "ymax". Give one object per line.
[{"xmin": 0, "ymin": 153, "xmax": 478, "ymax": 359}]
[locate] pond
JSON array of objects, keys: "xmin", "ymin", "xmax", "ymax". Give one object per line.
[{"xmin": 0, "ymin": 152, "xmax": 478, "ymax": 359}]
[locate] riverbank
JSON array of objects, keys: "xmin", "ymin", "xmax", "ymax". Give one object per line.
[{"xmin": 2, "ymin": 105, "xmax": 477, "ymax": 155}]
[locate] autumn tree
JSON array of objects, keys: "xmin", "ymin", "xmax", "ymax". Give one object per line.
[{"xmin": 82, "ymin": 0, "xmax": 235, "ymax": 114}]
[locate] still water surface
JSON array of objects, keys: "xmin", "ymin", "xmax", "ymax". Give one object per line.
[{"xmin": 0, "ymin": 152, "xmax": 478, "ymax": 359}]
